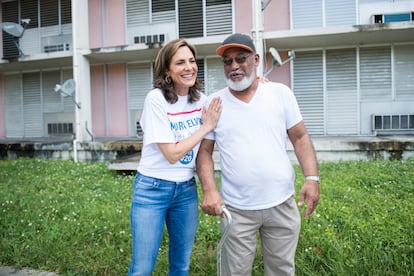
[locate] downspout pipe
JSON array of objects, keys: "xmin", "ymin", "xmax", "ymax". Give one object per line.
[{"xmin": 251, "ymin": 0, "xmax": 265, "ymax": 76}]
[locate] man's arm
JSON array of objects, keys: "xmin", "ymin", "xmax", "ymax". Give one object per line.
[
  {"xmin": 196, "ymin": 138, "xmax": 224, "ymax": 216},
  {"xmin": 287, "ymin": 121, "xmax": 320, "ymax": 217}
]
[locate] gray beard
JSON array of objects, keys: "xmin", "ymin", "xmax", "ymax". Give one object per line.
[{"xmin": 226, "ymin": 72, "xmax": 256, "ymax": 92}]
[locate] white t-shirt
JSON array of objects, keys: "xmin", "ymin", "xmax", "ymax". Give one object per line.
[
  {"xmin": 138, "ymin": 88, "xmax": 206, "ymax": 182},
  {"xmin": 205, "ymin": 82, "xmax": 303, "ymax": 210}
]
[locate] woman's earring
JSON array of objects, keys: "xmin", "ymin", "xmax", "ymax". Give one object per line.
[{"xmin": 165, "ymin": 75, "xmax": 172, "ymax": 84}]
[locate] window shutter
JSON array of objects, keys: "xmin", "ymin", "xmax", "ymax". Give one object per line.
[
  {"xmin": 206, "ymin": 0, "xmax": 232, "ymax": 36},
  {"xmin": 152, "ymin": 0, "xmax": 175, "ymax": 13},
  {"xmin": 152, "ymin": 8, "xmax": 175, "ymax": 24},
  {"xmin": 179, "ymin": 0, "xmax": 203, "ymax": 38},
  {"xmin": 326, "ymin": 49, "xmax": 358, "ymax": 134},
  {"xmin": 2, "ymin": 1, "xmax": 20, "ymax": 59},
  {"xmin": 325, "ymin": 0, "xmax": 356, "ymax": 26},
  {"xmin": 4, "ymin": 74, "xmax": 24, "ymax": 137},
  {"xmin": 360, "ymin": 47, "xmax": 392, "ymax": 100},
  {"xmin": 291, "ymin": 0, "xmax": 323, "ymax": 29},
  {"xmin": 23, "ymin": 72, "xmax": 42, "ymax": 137},
  {"xmin": 62, "ymin": 69, "xmax": 75, "ymax": 112},
  {"xmin": 293, "ymin": 51, "xmax": 324, "ymax": 135},
  {"xmin": 40, "ymin": 0, "xmax": 58, "ymax": 27},
  {"xmin": 206, "ymin": 58, "xmax": 225, "ymax": 96},
  {"xmin": 127, "ymin": 0, "xmax": 149, "ymax": 26},
  {"xmin": 42, "ymin": 71, "xmax": 62, "ymax": 113},
  {"xmin": 394, "ymin": 45, "xmax": 414, "ymax": 99},
  {"xmin": 61, "ymin": 0, "xmax": 72, "ymax": 24},
  {"xmin": 127, "ymin": 63, "xmax": 152, "ymax": 136},
  {"xmin": 196, "ymin": 59, "xmax": 205, "ymax": 90},
  {"xmin": 21, "ymin": 0, "xmax": 39, "ymax": 29}
]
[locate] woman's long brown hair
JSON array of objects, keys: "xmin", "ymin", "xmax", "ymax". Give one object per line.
[{"xmin": 153, "ymin": 39, "xmax": 202, "ymax": 104}]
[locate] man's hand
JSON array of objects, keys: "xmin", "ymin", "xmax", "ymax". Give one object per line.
[
  {"xmin": 202, "ymin": 189, "xmax": 225, "ymax": 216},
  {"xmin": 298, "ymin": 180, "xmax": 320, "ymax": 217}
]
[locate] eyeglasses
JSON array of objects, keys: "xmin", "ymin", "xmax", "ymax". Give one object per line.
[{"xmin": 222, "ymin": 53, "xmax": 253, "ymax": 66}]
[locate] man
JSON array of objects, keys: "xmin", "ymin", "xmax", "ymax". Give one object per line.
[{"xmin": 196, "ymin": 33, "xmax": 320, "ymax": 276}]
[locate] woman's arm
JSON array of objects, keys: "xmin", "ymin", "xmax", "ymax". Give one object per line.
[{"xmin": 158, "ymin": 97, "xmax": 222, "ymax": 164}]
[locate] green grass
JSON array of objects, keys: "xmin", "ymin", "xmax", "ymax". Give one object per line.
[{"xmin": 0, "ymin": 158, "xmax": 413, "ymax": 275}]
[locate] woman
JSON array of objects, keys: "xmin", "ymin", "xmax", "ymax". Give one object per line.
[{"xmin": 128, "ymin": 39, "xmax": 222, "ymax": 276}]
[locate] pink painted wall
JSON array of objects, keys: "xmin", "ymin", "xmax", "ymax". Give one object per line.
[
  {"xmin": 264, "ymin": 0, "xmax": 290, "ymax": 31},
  {"xmin": 91, "ymin": 65, "xmax": 106, "ymax": 136},
  {"xmin": 235, "ymin": 1, "xmax": 290, "ymax": 33},
  {"xmin": 263, "ymin": 0, "xmax": 292, "ymax": 87},
  {"xmin": 266, "ymin": 53, "xmax": 292, "ymax": 87},
  {"xmin": 88, "ymin": 0, "xmax": 125, "ymax": 48},
  {"xmin": 235, "ymin": 1, "xmax": 292, "ymax": 87},
  {"xmin": 88, "ymin": 0, "xmax": 103, "ymax": 49},
  {"xmin": 104, "ymin": 1, "xmax": 126, "ymax": 47},
  {"xmin": 235, "ymin": 2, "xmax": 252, "ymax": 33},
  {"xmin": 107, "ymin": 64, "xmax": 128, "ymax": 136},
  {"xmin": 0, "ymin": 77, "xmax": 5, "ymax": 137}
]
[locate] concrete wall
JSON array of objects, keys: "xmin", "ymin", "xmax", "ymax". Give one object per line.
[{"xmin": 1, "ymin": 136, "xmax": 413, "ymax": 171}]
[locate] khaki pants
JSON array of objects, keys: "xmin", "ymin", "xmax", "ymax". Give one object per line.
[{"xmin": 220, "ymin": 196, "xmax": 301, "ymax": 276}]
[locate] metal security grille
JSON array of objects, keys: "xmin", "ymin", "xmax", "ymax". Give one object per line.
[
  {"xmin": 44, "ymin": 43, "xmax": 70, "ymax": 53},
  {"xmin": 178, "ymin": 0, "xmax": 203, "ymax": 38},
  {"xmin": 1, "ymin": 0, "xmax": 19, "ymax": 59},
  {"xmin": 48, "ymin": 123, "xmax": 73, "ymax": 135},
  {"xmin": 372, "ymin": 114, "xmax": 414, "ymax": 132},
  {"xmin": 133, "ymin": 34, "xmax": 165, "ymax": 46}
]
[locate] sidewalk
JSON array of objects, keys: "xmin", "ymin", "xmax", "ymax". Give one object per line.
[{"xmin": 0, "ymin": 267, "xmax": 58, "ymax": 276}]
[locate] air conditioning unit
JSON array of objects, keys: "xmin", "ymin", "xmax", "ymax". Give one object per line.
[
  {"xmin": 372, "ymin": 12, "xmax": 414, "ymax": 24},
  {"xmin": 134, "ymin": 34, "xmax": 166, "ymax": 48},
  {"xmin": 48, "ymin": 122, "xmax": 74, "ymax": 135},
  {"xmin": 41, "ymin": 34, "xmax": 72, "ymax": 53},
  {"xmin": 44, "ymin": 43, "xmax": 71, "ymax": 53},
  {"xmin": 372, "ymin": 114, "xmax": 414, "ymax": 133}
]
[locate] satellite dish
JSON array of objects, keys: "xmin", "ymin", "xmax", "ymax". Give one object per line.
[
  {"xmin": 1, "ymin": 19, "xmax": 30, "ymax": 57},
  {"xmin": 54, "ymin": 79, "xmax": 80, "ymax": 108},
  {"xmin": 264, "ymin": 48, "xmax": 296, "ymax": 77},
  {"xmin": 1, "ymin": 22, "xmax": 24, "ymax": 37},
  {"xmin": 55, "ymin": 79, "xmax": 76, "ymax": 97},
  {"xmin": 269, "ymin": 47, "xmax": 282, "ymax": 66}
]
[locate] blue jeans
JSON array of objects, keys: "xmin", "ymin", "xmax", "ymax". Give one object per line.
[{"xmin": 128, "ymin": 173, "xmax": 198, "ymax": 276}]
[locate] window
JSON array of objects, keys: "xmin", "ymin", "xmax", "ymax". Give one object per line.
[
  {"xmin": 196, "ymin": 59, "xmax": 205, "ymax": 89},
  {"xmin": 1, "ymin": 0, "xmax": 19, "ymax": 59},
  {"xmin": 360, "ymin": 47, "xmax": 392, "ymax": 100},
  {"xmin": 21, "ymin": 0, "xmax": 39, "ymax": 29},
  {"xmin": 179, "ymin": 0, "xmax": 203, "ymax": 38},
  {"xmin": 152, "ymin": 0, "xmax": 174, "ymax": 13},
  {"xmin": 40, "ymin": 1, "xmax": 59, "ymax": 27}
]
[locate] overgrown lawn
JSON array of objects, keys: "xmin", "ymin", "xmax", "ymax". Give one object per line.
[{"xmin": 0, "ymin": 158, "xmax": 413, "ymax": 275}]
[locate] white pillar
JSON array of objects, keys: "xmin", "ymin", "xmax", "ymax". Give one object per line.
[
  {"xmin": 71, "ymin": 0, "xmax": 92, "ymax": 161},
  {"xmin": 252, "ymin": 0, "xmax": 264, "ymax": 76}
]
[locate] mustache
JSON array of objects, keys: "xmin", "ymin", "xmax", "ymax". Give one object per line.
[{"xmin": 228, "ymin": 70, "xmax": 245, "ymax": 77}]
